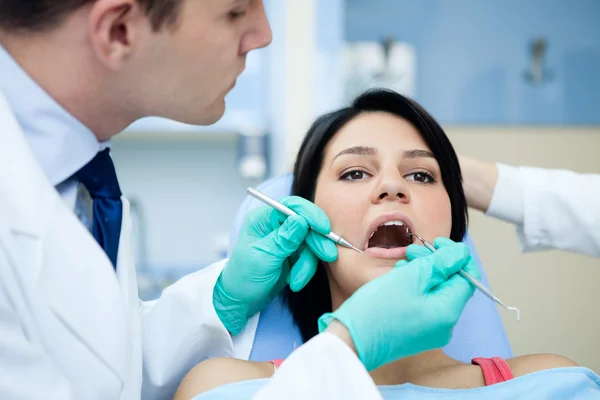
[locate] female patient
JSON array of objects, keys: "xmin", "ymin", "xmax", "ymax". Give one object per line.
[{"xmin": 175, "ymin": 89, "xmax": 582, "ymax": 399}]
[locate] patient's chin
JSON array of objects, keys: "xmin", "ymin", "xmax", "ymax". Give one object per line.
[
  {"xmin": 364, "ymin": 260, "xmax": 397, "ymax": 280},
  {"xmin": 369, "ymin": 257, "xmax": 405, "ymax": 270}
]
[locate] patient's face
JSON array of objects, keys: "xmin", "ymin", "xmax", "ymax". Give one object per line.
[{"xmin": 313, "ymin": 111, "xmax": 452, "ymax": 308}]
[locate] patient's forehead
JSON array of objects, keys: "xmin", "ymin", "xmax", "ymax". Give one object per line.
[{"xmin": 324, "ymin": 112, "xmax": 430, "ymax": 161}]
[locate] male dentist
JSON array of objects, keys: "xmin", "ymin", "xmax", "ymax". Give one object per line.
[{"xmin": 0, "ymin": 1, "xmax": 477, "ymax": 398}]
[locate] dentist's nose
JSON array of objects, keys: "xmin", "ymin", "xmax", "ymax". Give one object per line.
[
  {"xmin": 371, "ymin": 170, "xmax": 411, "ymax": 204},
  {"xmin": 240, "ymin": 1, "xmax": 273, "ymax": 54}
]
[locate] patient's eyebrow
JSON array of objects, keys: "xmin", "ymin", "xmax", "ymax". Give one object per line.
[
  {"xmin": 403, "ymin": 149, "xmax": 435, "ymax": 159},
  {"xmin": 331, "ymin": 146, "xmax": 377, "ymax": 163}
]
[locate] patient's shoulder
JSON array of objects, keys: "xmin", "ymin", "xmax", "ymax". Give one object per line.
[
  {"xmin": 174, "ymin": 358, "xmax": 274, "ymax": 400},
  {"xmin": 507, "ymin": 354, "xmax": 578, "ymax": 377}
]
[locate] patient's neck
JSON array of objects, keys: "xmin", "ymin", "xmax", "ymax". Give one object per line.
[{"xmin": 329, "ymin": 284, "xmax": 465, "ymax": 386}]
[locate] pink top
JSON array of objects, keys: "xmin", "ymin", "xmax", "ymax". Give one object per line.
[
  {"xmin": 471, "ymin": 357, "xmax": 514, "ymax": 385},
  {"xmin": 270, "ymin": 356, "xmax": 514, "ymax": 386}
]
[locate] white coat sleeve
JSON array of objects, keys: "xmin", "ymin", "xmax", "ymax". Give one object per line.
[
  {"xmin": 487, "ymin": 164, "xmax": 600, "ymax": 257},
  {"xmin": 140, "ymin": 259, "xmax": 234, "ymax": 400},
  {"xmin": 252, "ymin": 333, "xmax": 382, "ymax": 400}
]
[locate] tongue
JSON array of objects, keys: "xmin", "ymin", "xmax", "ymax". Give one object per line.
[{"xmin": 368, "ymin": 225, "xmax": 412, "ymax": 249}]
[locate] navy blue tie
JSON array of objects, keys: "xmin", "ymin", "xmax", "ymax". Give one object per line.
[{"xmin": 75, "ymin": 148, "xmax": 123, "ymax": 269}]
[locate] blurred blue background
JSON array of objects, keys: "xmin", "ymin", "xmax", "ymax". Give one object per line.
[{"xmin": 345, "ymin": 0, "xmax": 600, "ymax": 125}]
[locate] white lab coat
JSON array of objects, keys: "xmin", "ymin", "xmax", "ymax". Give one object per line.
[
  {"xmin": 487, "ymin": 164, "xmax": 600, "ymax": 257},
  {"xmin": 0, "ymin": 88, "xmax": 235, "ymax": 398}
]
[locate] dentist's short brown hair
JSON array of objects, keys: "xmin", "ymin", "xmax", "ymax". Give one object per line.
[{"xmin": 0, "ymin": 0, "xmax": 182, "ymax": 32}]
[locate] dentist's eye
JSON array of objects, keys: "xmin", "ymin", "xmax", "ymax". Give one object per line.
[
  {"xmin": 340, "ymin": 169, "xmax": 371, "ymax": 181},
  {"xmin": 406, "ymin": 171, "xmax": 435, "ymax": 184},
  {"xmin": 228, "ymin": 9, "xmax": 247, "ymax": 20}
]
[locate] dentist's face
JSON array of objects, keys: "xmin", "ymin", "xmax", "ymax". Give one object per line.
[
  {"xmin": 131, "ymin": 0, "xmax": 272, "ymax": 125},
  {"xmin": 313, "ymin": 112, "xmax": 452, "ymax": 308}
]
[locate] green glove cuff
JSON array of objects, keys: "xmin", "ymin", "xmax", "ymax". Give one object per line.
[
  {"xmin": 317, "ymin": 312, "xmax": 335, "ymax": 333},
  {"xmin": 213, "ymin": 276, "xmax": 248, "ymax": 336}
]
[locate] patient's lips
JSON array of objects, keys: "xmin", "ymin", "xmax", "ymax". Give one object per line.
[{"xmin": 363, "ymin": 212, "xmax": 416, "ymax": 259}]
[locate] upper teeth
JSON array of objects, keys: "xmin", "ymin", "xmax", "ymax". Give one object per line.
[
  {"xmin": 369, "ymin": 221, "xmax": 405, "ymax": 239},
  {"xmin": 383, "ymin": 221, "xmax": 404, "ymax": 227}
]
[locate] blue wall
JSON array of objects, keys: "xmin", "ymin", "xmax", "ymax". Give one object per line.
[{"xmin": 345, "ymin": 0, "xmax": 600, "ymax": 124}]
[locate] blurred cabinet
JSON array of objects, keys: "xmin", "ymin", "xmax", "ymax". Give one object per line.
[{"xmin": 345, "ymin": 0, "xmax": 600, "ymax": 125}]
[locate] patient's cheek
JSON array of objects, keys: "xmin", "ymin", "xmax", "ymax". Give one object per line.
[
  {"xmin": 434, "ymin": 208, "xmax": 452, "ymax": 237},
  {"xmin": 418, "ymin": 192, "xmax": 452, "ymax": 238}
]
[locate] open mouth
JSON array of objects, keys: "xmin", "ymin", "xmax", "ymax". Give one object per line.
[
  {"xmin": 368, "ymin": 221, "xmax": 412, "ymax": 249},
  {"xmin": 363, "ymin": 214, "xmax": 416, "ymax": 259}
]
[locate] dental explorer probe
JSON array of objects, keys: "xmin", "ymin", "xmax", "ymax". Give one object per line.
[
  {"xmin": 412, "ymin": 233, "xmax": 521, "ymax": 321},
  {"xmin": 247, "ymin": 187, "xmax": 364, "ymax": 253}
]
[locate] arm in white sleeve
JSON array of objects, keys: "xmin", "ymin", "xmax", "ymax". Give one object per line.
[
  {"xmin": 487, "ymin": 164, "xmax": 600, "ymax": 257},
  {"xmin": 140, "ymin": 260, "xmax": 234, "ymax": 399},
  {"xmin": 252, "ymin": 333, "xmax": 382, "ymax": 400}
]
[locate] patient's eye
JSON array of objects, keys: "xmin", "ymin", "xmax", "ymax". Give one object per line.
[
  {"xmin": 340, "ymin": 169, "xmax": 371, "ymax": 181},
  {"xmin": 406, "ymin": 171, "xmax": 435, "ymax": 184}
]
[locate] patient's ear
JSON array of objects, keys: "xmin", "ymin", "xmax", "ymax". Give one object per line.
[{"xmin": 508, "ymin": 354, "xmax": 578, "ymax": 378}]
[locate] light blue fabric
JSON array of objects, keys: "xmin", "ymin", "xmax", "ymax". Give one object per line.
[
  {"xmin": 228, "ymin": 174, "xmax": 513, "ymax": 363},
  {"xmin": 0, "ymin": 45, "xmax": 103, "ymax": 189},
  {"xmin": 192, "ymin": 367, "xmax": 600, "ymax": 399}
]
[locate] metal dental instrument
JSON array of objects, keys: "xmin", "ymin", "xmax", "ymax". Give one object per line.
[
  {"xmin": 412, "ymin": 233, "xmax": 521, "ymax": 321},
  {"xmin": 247, "ymin": 187, "xmax": 364, "ymax": 253}
]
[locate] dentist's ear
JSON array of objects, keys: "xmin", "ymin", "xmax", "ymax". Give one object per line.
[{"xmin": 88, "ymin": 0, "xmax": 149, "ymax": 70}]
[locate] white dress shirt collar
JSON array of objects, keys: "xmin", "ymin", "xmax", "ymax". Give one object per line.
[{"xmin": 0, "ymin": 44, "xmax": 107, "ymax": 186}]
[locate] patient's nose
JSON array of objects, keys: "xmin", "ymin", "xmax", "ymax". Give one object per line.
[{"xmin": 372, "ymin": 172, "xmax": 410, "ymax": 204}]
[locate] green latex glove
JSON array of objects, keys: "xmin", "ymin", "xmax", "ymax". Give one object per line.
[
  {"xmin": 214, "ymin": 196, "xmax": 338, "ymax": 335},
  {"xmin": 318, "ymin": 238, "xmax": 480, "ymax": 371}
]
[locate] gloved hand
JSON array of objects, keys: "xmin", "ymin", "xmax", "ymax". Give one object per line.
[
  {"xmin": 318, "ymin": 237, "xmax": 480, "ymax": 371},
  {"xmin": 214, "ymin": 196, "xmax": 338, "ymax": 335}
]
